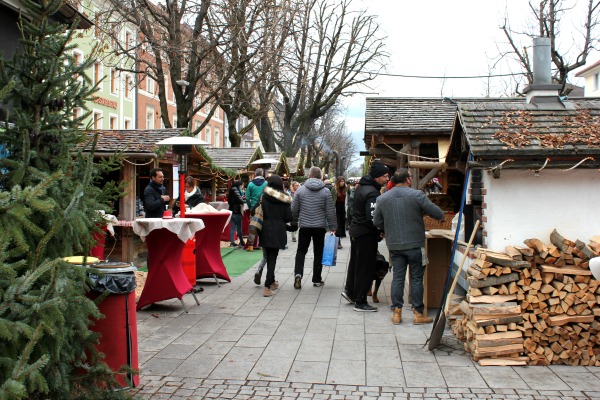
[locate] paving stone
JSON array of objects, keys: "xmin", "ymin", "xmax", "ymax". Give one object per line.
[
  {"xmin": 288, "ymin": 361, "xmax": 329, "ymax": 384},
  {"xmin": 403, "ymin": 362, "xmax": 445, "ymax": 388},
  {"xmin": 327, "ymin": 359, "xmax": 365, "ymax": 385}
]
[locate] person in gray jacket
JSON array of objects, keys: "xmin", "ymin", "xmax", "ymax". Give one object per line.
[
  {"xmin": 373, "ymin": 168, "xmax": 445, "ymax": 325},
  {"xmin": 291, "ymin": 166, "xmax": 337, "ymax": 289}
]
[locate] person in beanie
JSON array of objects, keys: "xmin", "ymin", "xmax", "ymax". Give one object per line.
[
  {"xmin": 342, "ymin": 161, "xmax": 389, "ymax": 312},
  {"xmin": 291, "ymin": 166, "xmax": 337, "ymax": 289},
  {"xmin": 374, "ymin": 168, "xmax": 445, "ymax": 324},
  {"xmin": 258, "ymin": 175, "xmax": 293, "ymax": 297}
]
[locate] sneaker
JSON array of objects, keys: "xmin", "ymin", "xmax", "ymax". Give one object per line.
[
  {"xmin": 313, "ymin": 281, "xmax": 325, "ymax": 287},
  {"xmin": 392, "ymin": 308, "xmax": 402, "ymax": 324},
  {"xmin": 341, "ymin": 291, "xmax": 354, "ymax": 304},
  {"xmin": 246, "ymin": 246, "xmax": 254, "ymax": 252},
  {"xmin": 294, "ymin": 274, "xmax": 302, "ymax": 289},
  {"xmin": 263, "ymin": 287, "xmax": 273, "ymax": 297},
  {"xmin": 413, "ymin": 310, "xmax": 433, "ymax": 324},
  {"xmin": 230, "ymin": 242, "xmax": 237, "ymax": 247},
  {"xmin": 254, "ymin": 272, "xmax": 261, "ymax": 285},
  {"xmin": 354, "ymin": 303, "xmax": 377, "ymax": 312},
  {"xmin": 337, "ymin": 242, "xmax": 342, "ymax": 249},
  {"xmin": 270, "ymin": 281, "xmax": 279, "ymax": 290}
]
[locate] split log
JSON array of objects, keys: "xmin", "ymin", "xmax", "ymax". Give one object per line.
[
  {"xmin": 478, "ymin": 358, "xmax": 527, "ymax": 366},
  {"xmin": 575, "ymin": 240, "xmax": 597, "ymax": 260},
  {"xmin": 550, "ymin": 229, "xmax": 575, "ymax": 254},
  {"xmin": 468, "ymin": 273, "xmax": 520, "ymax": 288},
  {"xmin": 548, "ymin": 315, "xmax": 595, "ymax": 327},
  {"xmin": 540, "ymin": 265, "xmax": 592, "ymax": 276},
  {"xmin": 468, "ymin": 294, "xmax": 517, "ymax": 304}
]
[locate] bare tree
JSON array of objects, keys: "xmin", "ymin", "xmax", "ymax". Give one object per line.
[
  {"xmin": 496, "ymin": 0, "xmax": 600, "ymax": 95},
  {"xmin": 210, "ymin": 0, "xmax": 296, "ymax": 147},
  {"xmin": 265, "ymin": 0, "xmax": 387, "ymax": 157},
  {"xmin": 98, "ymin": 0, "xmax": 230, "ymax": 133},
  {"xmin": 303, "ymin": 103, "xmax": 356, "ymax": 174}
]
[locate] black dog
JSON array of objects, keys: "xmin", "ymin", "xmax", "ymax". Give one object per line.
[{"xmin": 369, "ymin": 252, "xmax": 390, "ymax": 303}]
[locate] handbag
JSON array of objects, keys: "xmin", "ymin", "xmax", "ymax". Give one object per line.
[
  {"xmin": 248, "ymin": 202, "xmax": 263, "ymax": 235},
  {"xmin": 321, "ymin": 233, "xmax": 339, "ymax": 266}
]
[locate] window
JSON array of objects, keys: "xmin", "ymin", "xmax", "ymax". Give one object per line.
[
  {"xmin": 124, "ymin": 118, "xmax": 132, "ymax": 130},
  {"xmin": 595, "ymin": 73, "xmax": 600, "ymax": 91},
  {"xmin": 125, "ymin": 31, "xmax": 132, "ymax": 50},
  {"xmin": 146, "ymin": 76, "xmax": 155, "ymax": 94},
  {"xmin": 125, "ymin": 75, "xmax": 132, "ymax": 99},
  {"xmin": 214, "ymin": 127, "xmax": 220, "ymax": 147},
  {"xmin": 146, "ymin": 107, "xmax": 154, "ymax": 129},
  {"xmin": 109, "ymin": 115, "xmax": 118, "ymax": 129},
  {"xmin": 93, "ymin": 62, "xmax": 102, "ymax": 86},
  {"xmin": 205, "ymin": 101, "xmax": 211, "ymax": 114},
  {"xmin": 93, "ymin": 111, "xmax": 102, "ymax": 129},
  {"xmin": 206, "ymin": 125, "xmax": 211, "ymax": 145},
  {"xmin": 110, "ymin": 69, "xmax": 118, "ymax": 94},
  {"xmin": 195, "ymin": 120, "xmax": 201, "ymax": 138},
  {"xmin": 173, "ymin": 116, "xmax": 177, "ymax": 128}
]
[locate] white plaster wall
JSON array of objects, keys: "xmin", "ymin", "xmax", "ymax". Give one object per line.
[{"xmin": 483, "ymin": 168, "xmax": 600, "ymax": 251}]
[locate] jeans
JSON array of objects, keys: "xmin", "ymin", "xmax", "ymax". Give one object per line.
[
  {"xmin": 264, "ymin": 247, "xmax": 279, "ymax": 287},
  {"xmin": 344, "ymin": 234, "xmax": 378, "ymax": 305},
  {"xmin": 294, "ymin": 227, "xmax": 326, "ymax": 283},
  {"xmin": 229, "ymin": 213, "xmax": 243, "ymax": 244},
  {"xmin": 256, "ymin": 248, "xmax": 267, "ymax": 275},
  {"xmin": 390, "ymin": 248, "xmax": 425, "ymax": 313}
]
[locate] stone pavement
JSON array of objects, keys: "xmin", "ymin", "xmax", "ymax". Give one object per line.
[{"xmin": 132, "ymin": 237, "xmax": 600, "ymax": 399}]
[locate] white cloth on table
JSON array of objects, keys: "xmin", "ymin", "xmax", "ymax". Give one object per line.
[
  {"xmin": 186, "ymin": 206, "xmax": 233, "ymax": 233},
  {"xmin": 132, "ymin": 218, "xmax": 205, "ymax": 243},
  {"xmin": 96, "ymin": 210, "xmax": 119, "ymax": 236}
]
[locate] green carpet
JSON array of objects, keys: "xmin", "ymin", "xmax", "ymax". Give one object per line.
[{"xmin": 221, "ymin": 247, "xmax": 263, "ymax": 277}]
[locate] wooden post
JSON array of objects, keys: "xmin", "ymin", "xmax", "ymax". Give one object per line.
[{"xmin": 120, "ymin": 160, "xmax": 136, "ymax": 262}]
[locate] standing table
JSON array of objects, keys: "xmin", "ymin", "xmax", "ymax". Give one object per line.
[
  {"xmin": 187, "ymin": 211, "xmax": 232, "ymax": 285},
  {"xmin": 132, "ymin": 218, "xmax": 205, "ymax": 311}
]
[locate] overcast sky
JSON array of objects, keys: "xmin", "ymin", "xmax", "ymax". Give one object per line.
[{"xmin": 343, "ymin": 0, "xmax": 595, "ymax": 167}]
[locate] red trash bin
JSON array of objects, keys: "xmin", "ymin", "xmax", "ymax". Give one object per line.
[{"xmin": 86, "ymin": 263, "xmax": 139, "ymax": 388}]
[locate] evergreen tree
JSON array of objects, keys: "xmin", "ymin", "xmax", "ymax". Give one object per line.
[{"xmin": 0, "ymin": 0, "xmax": 131, "ymax": 398}]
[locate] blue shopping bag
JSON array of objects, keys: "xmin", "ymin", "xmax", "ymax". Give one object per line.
[{"xmin": 322, "ymin": 233, "xmax": 339, "ymax": 267}]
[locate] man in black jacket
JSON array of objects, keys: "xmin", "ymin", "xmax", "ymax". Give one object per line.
[
  {"xmin": 143, "ymin": 168, "xmax": 170, "ymax": 218},
  {"xmin": 342, "ymin": 161, "xmax": 389, "ymax": 312}
]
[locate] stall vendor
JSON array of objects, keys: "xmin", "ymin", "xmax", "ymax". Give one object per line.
[{"xmin": 173, "ymin": 176, "xmax": 205, "ymax": 214}]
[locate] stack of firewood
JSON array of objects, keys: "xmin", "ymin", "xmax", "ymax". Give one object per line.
[
  {"xmin": 450, "ymin": 248, "xmax": 530, "ymax": 366},
  {"xmin": 518, "ymin": 230, "xmax": 600, "ymax": 366},
  {"xmin": 449, "ymin": 230, "xmax": 600, "ymax": 366}
]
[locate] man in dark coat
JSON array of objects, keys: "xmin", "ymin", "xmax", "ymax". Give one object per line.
[
  {"xmin": 342, "ymin": 161, "xmax": 389, "ymax": 312},
  {"xmin": 143, "ymin": 168, "xmax": 170, "ymax": 218}
]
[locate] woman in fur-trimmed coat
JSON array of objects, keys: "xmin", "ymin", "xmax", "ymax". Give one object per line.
[{"xmin": 259, "ymin": 174, "xmax": 293, "ymax": 297}]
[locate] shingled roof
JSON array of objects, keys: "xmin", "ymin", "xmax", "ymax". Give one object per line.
[
  {"xmin": 365, "ymin": 97, "xmax": 458, "ymax": 134},
  {"xmin": 78, "ymin": 129, "xmax": 186, "ymax": 155},
  {"xmin": 456, "ymin": 98, "xmax": 600, "ymax": 159},
  {"xmin": 203, "ymin": 147, "xmax": 260, "ymax": 170}
]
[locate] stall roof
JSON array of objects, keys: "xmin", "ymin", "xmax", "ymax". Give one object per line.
[
  {"xmin": 286, "ymin": 156, "xmax": 302, "ymax": 175},
  {"xmin": 78, "ymin": 129, "xmax": 186, "ymax": 156},
  {"xmin": 203, "ymin": 147, "xmax": 261, "ymax": 170},
  {"xmin": 455, "ymin": 98, "xmax": 600, "ymax": 159}
]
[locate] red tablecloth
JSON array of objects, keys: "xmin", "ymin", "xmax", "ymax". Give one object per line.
[
  {"xmin": 132, "ymin": 219, "xmax": 205, "ymax": 310},
  {"xmin": 187, "ymin": 212, "xmax": 232, "ymax": 282}
]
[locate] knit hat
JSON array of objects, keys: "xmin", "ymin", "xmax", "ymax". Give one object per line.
[{"xmin": 369, "ymin": 162, "xmax": 389, "ymax": 179}]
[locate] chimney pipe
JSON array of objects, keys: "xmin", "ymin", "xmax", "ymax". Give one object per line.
[
  {"xmin": 523, "ymin": 37, "xmax": 564, "ymax": 109},
  {"xmin": 532, "ymin": 37, "xmax": 552, "ymax": 85}
]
